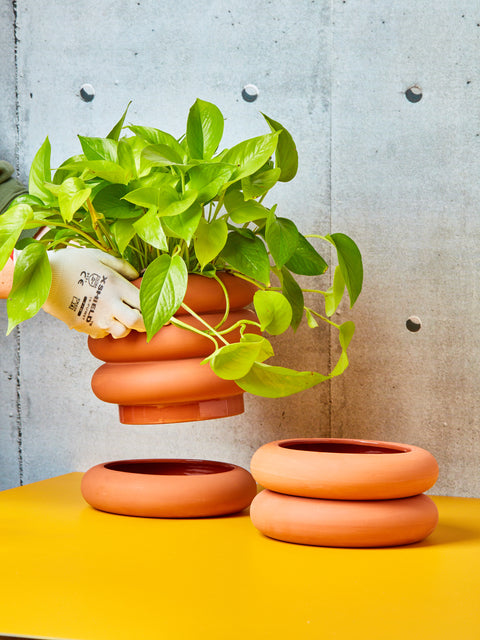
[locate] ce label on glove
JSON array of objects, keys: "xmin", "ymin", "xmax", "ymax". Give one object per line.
[{"xmin": 70, "ymin": 272, "xmax": 108, "ymax": 327}]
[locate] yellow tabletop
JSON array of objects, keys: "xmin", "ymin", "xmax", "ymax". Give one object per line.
[{"xmin": 0, "ymin": 474, "xmax": 479, "ymax": 640}]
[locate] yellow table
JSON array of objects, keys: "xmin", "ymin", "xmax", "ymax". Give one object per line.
[{"xmin": 0, "ymin": 474, "xmax": 479, "ymax": 640}]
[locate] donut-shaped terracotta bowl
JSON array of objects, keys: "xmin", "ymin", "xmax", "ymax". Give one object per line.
[
  {"xmin": 81, "ymin": 458, "xmax": 257, "ymax": 518},
  {"xmin": 250, "ymin": 438, "xmax": 439, "ymax": 500},
  {"xmin": 250, "ymin": 489, "xmax": 439, "ymax": 547}
]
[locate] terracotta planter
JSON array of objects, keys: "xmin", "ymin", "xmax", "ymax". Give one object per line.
[
  {"xmin": 88, "ymin": 273, "xmax": 259, "ymax": 424},
  {"xmin": 81, "ymin": 458, "xmax": 257, "ymax": 518},
  {"xmin": 250, "ymin": 489, "xmax": 439, "ymax": 547},
  {"xmin": 250, "ymin": 438, "xmax": 439, "ymax": 500}
]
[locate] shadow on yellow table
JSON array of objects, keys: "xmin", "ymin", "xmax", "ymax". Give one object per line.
[{"xmin": 1, "ymin": 473, "xmax": 479, "ymax": 640}]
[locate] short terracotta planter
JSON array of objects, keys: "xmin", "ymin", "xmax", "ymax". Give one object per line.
[
  {"xmin": 81, "ymin": 458, "xmax": 257, "ymax": 518},
  {"xmin": 88, "ymin": 273, "xmax": 259, "ymax": 424},
  {"xmin": 250, "ymin": 489, "xmax": 439, "ymax": 547},
  {"xmin": 250, "ymin": 438, "xmax": 439, "ymax": 500}
]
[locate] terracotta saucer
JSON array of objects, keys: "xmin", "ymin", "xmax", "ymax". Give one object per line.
[{"xmin": 81, "ymin": 458, "xmax": 257, "ymax": 518}]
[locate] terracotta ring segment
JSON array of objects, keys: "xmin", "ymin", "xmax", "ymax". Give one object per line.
[
  {"xmin": 81, "ymin": 459, "xmax": 257, "ymax": 518},
  {"xmin": 250, "ymin": 438, "xmax": 439, "ymax": 500},
  {"xmin": 91, "ymin": 357, "xmax": 243, "ymax": 405},
  {"xmin": 250, "ymin": 489, "xmax": 439, "ymax": 547},
  {"xmin": 88, "ymin": 310, "xmax": 259, "ymax": 362}
]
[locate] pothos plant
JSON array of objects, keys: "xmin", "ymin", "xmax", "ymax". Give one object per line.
[{"xmin": 0, "ymin": 98, "xmax": 363, "ymax": 398}]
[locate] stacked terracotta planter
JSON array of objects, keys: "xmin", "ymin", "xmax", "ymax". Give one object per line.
[
  {"xmin": 88, "ymin": 273, "xmax": 259, "ymax": 424},
  {"xmin": 250, "ymin": 438, "xmax": 439, "ymax": 547}
]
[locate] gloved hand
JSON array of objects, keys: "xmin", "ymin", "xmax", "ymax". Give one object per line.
[{"xmin": 42, "ymin": 248, "xmax": 145, "ymax": 339}]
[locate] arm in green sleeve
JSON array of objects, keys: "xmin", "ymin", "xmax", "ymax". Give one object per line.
[{"xmin": 0, "ymin": 161, "xmax": 28, "ymax": 214}]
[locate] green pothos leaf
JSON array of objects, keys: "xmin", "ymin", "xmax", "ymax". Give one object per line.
[
  {"xmin": 236, "ymin": 362, "xmax": 327, "ymax": 398},
  {"xmin": 207, "ymin": 335, "xmax": 273, "ymax": 380},
  {"xmin": 330, "ymin": 321, "xmax": 355, "ymax": 377},
  {"xmin": 235, "ymin": 321, "xmax": 355, "ymax": 397},
  {"xmin": 0, "ymin": 203, "xmax": 33, "ymax": 270},
  {"xmin": 265, "ymin": 213, "xmax": 300, "ymax": 268},
  {"xmin": 193, "ymin": 217, "xmax": 228, "ymax": 269},
  {"xmin": 222, "ymin": 132, "xmax": 279, "ymax": 182},
  {"xmin": 220, "ymin": 231, "xmax": 270, "ymax": 284},
  {"xmin": 253, "ymin": 290, "xmax": 292, "ymax": 335},
  {"xmin": 107, "ymin": 102, "xmax": 132, "ymax": 141},
  {"xmin": 140, "ymin": 254, "xmax": 188, "ymax": 340},
  {"xmin": 6, "ymin": 243, "xmax": 51, "ymax": 334},
  {"xmin": 325, "ymin": 233, "xmax": 363, "ymax": 306},
  {"xmin": 280, "ymin": 267, "xmax": 304, "ymax": 331},
  {"xmin": 28, "ymin": 137, "xmax": 55, "ymax": 205},
  {"xmin": 261, "ymin": 113, "xmax": 298, "ymax": 182},
  {"xmin": 187, "ymin": 99, "xmax": 224, "ymax": 159},
  {"xmin": 324, "ymin": 265, "xmax": 346, "ymax": 317}
]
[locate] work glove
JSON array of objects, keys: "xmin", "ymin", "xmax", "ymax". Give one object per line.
[{"xmin": 42, "ymin": 248, "xmax": 145, "ymax": 339}]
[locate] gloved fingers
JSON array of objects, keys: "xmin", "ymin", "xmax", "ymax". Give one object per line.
[
  {"xmin": 112, "ymin": 278, "xmax": 142, "ymax": 311},
  {"xmin": 112, "ymin": 300, "xmax": 146, "ymax": 332},
  {"xmin": 98, "ymin": 252, "xmax": 140, "ymax": 281},
  {"xmin": 108, "ymin": 321, "xmax": 132, "ymax": 340},
  {"xmin": 84, "ymin": 325, "xmax": 110, "ymax": 339}
]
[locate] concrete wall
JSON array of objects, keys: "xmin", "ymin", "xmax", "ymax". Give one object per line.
[{"xmin": 0, "ymin": 0, "xmax": 478, "ymax": 497}]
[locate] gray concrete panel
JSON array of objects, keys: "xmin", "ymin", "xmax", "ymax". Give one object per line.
[
  {"xmin": 0, "ymin": 1, "xmax": 17, "ymax": 162},
  {"xmin": 0, "ymin": 305, "xmax": 21, "ymax": 490},
  {"xmin": 0, "ymin": 2, "xmax": 21, "ymax": 489},
  {"xmin": 330, "ymin": 2, "xmax": 480, "ymax": 496}
]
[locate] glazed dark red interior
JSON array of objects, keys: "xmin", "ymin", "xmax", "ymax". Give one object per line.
[
  {"xmin": 104, "ymin": 460, "xmax": 235, "ymax": 476},
  {"xmin": 279, "ymin": 441, "xmax": 409, "ymax": 454}
]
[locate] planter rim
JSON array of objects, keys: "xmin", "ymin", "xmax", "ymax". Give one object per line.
[
  {"xmin": 276, "ymin": 437, "xmax": 412, "ymax": 455},
  {"xmin": 102, "ymin": 458, "xmax": 237, "ymax": 476}
]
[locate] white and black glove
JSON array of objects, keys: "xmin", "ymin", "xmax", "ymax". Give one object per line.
[{"xmin": 42, "ymin": 248, "xmax": 145, "ymax": 339}]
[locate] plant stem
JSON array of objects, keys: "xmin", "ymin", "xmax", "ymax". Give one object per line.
[
  {"xmin": 305, "ymin": 234, "xmax": 327, "ymax": 241},
  {"xmin": 86, "ymin": 198, "xmax": 100, "ymax": 228},
  {"xmin": 86, "ymin": 198, "xmax": 110, "ymax": 247},
  {"xmin": 217, "ymin": 319, "xmax": 262, "ymax": 336},
  {"xmin": 97, "ymin": 220, "xmax": 118, "ymax": 252},
  {"xmin": 212, "ymin": 274, "xmax": 230, "ymax": 329},
  {"xmin": 180, "ymin": 302, "xmax": 230, "ymax": 345},
  {"xmin": 32, "ymin": 219, "xmax": 111, "ymax": 253},
  {"xmin": 222, "ymin": 269, "xmax": 264, "ymax": 291},
  {"xmin": 212, "ymin": 192, "xmax": 225, "ymax": 220},
  {"xmin": 301, "ymin": 288, "xmax": 327, "ymax": 296},
  {"xmin": 307, "ymin": 308, "xmax": 340, "ymax": 329},
  {"xmin": 169, "ymin": 317, "xmax": 219, "ymax": 350}
]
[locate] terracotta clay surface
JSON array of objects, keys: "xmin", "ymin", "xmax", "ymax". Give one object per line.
[
  {"xmin": 0, "ymin": 256, "xmax": 14, "ymax": 299},
  {"xmin": 250, "ymin": 438, "xmax": 439, "ymax": 500},
  {"xmin": 88, "ymin": 273, "xmax": 259, "ymax": 424},
  {"xmin": 174, "ymin": 273, "xmax": 257, "ymax": 314},
  {"xmin": 250, "ymin": 489, "xmax": 439, "ymax": 547},
  {"xmin": 91, "ymin": 356, "xmax": 243, "ymax": 405},
  {"xmin": 81, "ymin": 458, "xmax": 257, "ymax": 518},
  {"xmin": 88, "ymin": 310, "xmax": 258, "ymax": 362}
]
